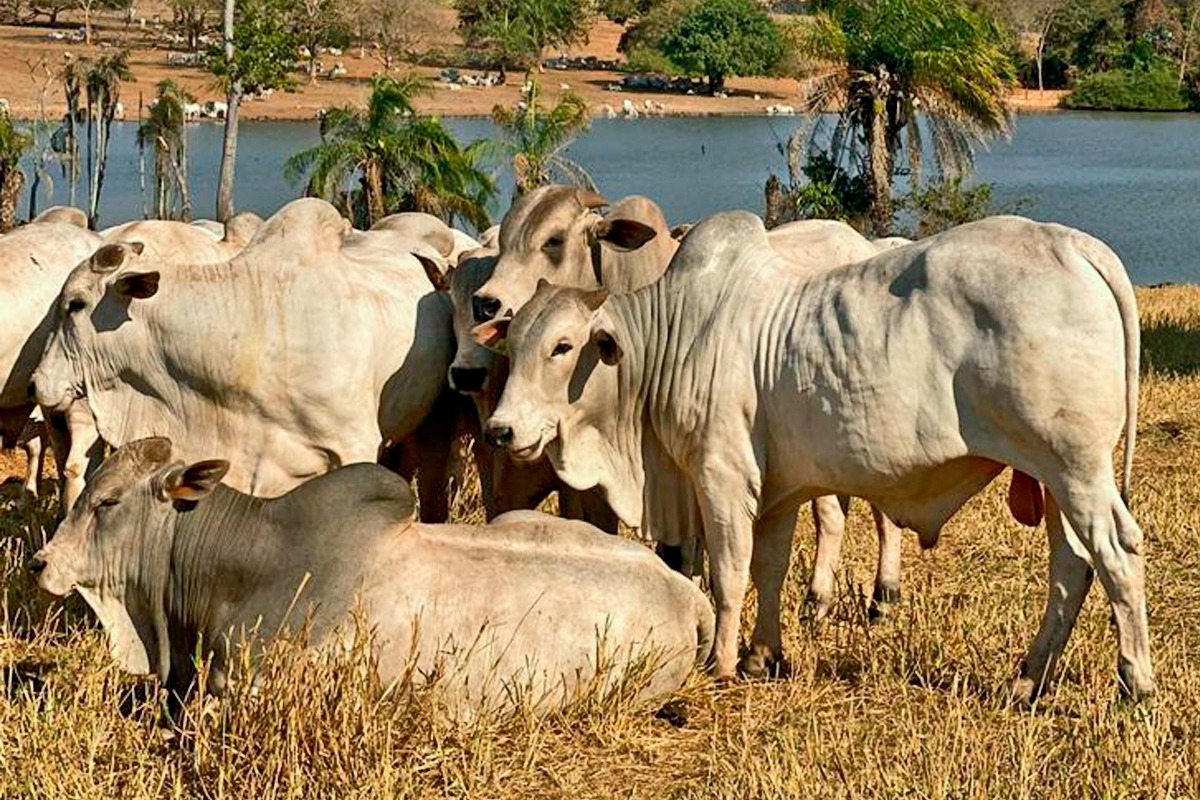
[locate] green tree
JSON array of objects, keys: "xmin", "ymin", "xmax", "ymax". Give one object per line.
[
  {"xmin": 490, "ymin": 75, "xmax": 592, "ymax": 196},
  {"xmin": 791, "ymin": 0, "xmax": 1013, "ymax": 234},
  {"xmin": 659, "ymin": 0, "xmax": 785, "ymax": 94},
  {"xmin": 208, "ymin": 0, "xmax": 297, "ymax": 221},
  {"xmin": 82, "ymin": 52, "xmax": 133, "ymax": 228},
  {"xmin": 0, "ymin": 110, "xmax": 32, "ymax": 232},
  {"xmin": 455, "ymin": 0, "xmax": 595, "ymax": 69},
  {"xmin": 138, "ymin": 80, "xmax": 193, "ymax": 220},
  {"xmin": 285, "ymin": 75, "xmax": 494, "ymax": 230}
]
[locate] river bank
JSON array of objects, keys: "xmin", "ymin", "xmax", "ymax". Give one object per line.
[{"xmin": 0, "ymin": 16, "xmax": 1070, "ymax": 123}]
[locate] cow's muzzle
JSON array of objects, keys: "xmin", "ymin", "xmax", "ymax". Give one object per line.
[
  {"xmin": 449, "ymin": 366, "xmax": 488, "ymax": 394},
  {"xmin": 484, "ymin": 420, "xmax": 513, "ymax": 448}
]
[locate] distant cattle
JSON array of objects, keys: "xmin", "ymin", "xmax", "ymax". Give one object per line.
[{"xmin": 29, "ymin": 438, "xmax": 713, "ymax": 717}]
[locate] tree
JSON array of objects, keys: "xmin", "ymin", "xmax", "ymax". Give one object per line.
[
  {"xmin": 290, "ymin": 0, "xmax": 343, "ymax": 83},
  {"xmin": 791, "ymin": 0, "xmax": 1013, "ymax": 234},
  {"xmin": 491, "ymin": 74, "xmax": 593, "ymax": 195},
  {"xmin": 82, "ymin": 52, "xmax": 133, "ymax": 227},
  {"xmin": 77, "ymin": 0, "xmax": 131, "ymax": 46},
  {"xmin": 455, "ymin": 0, "xmax": 595, "ymax": 68},
  {"xmin": 169, "ymin": 0, "xmax": 220, "ymax": 51},
  {"xmin": 0, "ymin": 110, "xmax": 32, "ymax": 232},
  {"xmin": 659, "ymin": 0, "xmax": 786, "ymax": 94},
  {"xmin": 57, "ymin": 58, "xmax": 84, "ymax": 208},
  {"xmin": 138, "ymin": 80, "xmax": 192, "ymax": 219},
  {"xmin": 285, "ymin": 75, "xmax": 494, "ymax": 230},
  {"xmin": 208, "ymin": 0, "xmax": 296, "ymax": 221}
]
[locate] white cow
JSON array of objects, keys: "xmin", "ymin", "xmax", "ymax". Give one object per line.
[
  {"xmin": 33, "ymin": 198, "xmax": 459, "ymax": 517},
  {"xmin": 30, "ymin": 438, "xmax": 714, "ymax": 718},
  {"xmin": 0, "ymin": 212, "xmax": 103, "ymax": 502},
  {"xmin": 477, "ymin": 212, "xmax": 1150, "ymax": 704}
]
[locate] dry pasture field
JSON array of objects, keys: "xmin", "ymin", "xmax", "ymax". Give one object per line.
[{"xmin": 1, "ymin": 287, "xmax": 1198, "ymax": 799}]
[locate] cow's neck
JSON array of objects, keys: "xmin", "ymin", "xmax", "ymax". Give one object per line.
[{"xmin": 161, "ymin": 486, "xmax": 276, "ymax": 687}]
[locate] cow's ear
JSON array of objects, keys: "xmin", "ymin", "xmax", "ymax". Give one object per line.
[
  {"xmin": 590, "ymin": 217, "xmax": 658, "ymax": 252},
  {"xmin": 91, "ymin": 241, "xmax": 144, "ymax": 273},
  {"xmin": 589, "ymin": 322, "xmax": 623, "ymax": 366},
  {"xmin": 160, "ymin": 459, "xmax": 230, "ymax": 502},
  {"xmin": 576, "ymin": 189, "xmax": 609, "ymax": 210},
  {"xmin": 114, "ymin": 271, "xmax": 160, "ymax": 300},
  {"xmin": 580, "ymin": 287, "xmax": 608, "ymax": 311},
  {"xmin": 472, "ymin": 318, "xmax": 510, "ymax": 354},
  {"xmin": 415, "ymin": 252, "xmax": 450, "ymax": 292}
]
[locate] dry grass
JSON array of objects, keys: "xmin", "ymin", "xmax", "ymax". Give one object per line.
[{"xmin": 3, "ymin": 286, "xmax": 1200, "ymax": 799}]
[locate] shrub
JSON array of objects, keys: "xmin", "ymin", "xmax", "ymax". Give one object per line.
[{"xmin": 1061, "ymin": 63, "xmax": 1190, "ymax": 111}]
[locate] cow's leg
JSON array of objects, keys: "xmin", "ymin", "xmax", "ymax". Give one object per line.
[
  {"xmin": 1031, "ymin": 480, "xmax": 1154, "ymax": 702},
  {"xmin": 563, "ymin": 488, "xmax": 621, "ymax": 535},
  {"xmin": 61, "ymin": 401, "xmax": 103, "ymax": 513},
  {"xmin": 1012, "ymin": 489, "xmax": 1093, "ymax": 706},
  {"xmin": 19, "ymin": 415, "xmax": 46, "ymax": 502},
  {"xmin": 808, "ymin": 494, "xmax": 851, "ymax": 621},
  {"xmin": 743, "ymin": 497, "xmax": 802, "ymax": 678},
  {"xmin": 696, "ymin": 472, "xmax": 758, "ymax": 680},
  {"xmin": 869, "ymin": 504, "xmax": 902, "ymax": 620}
]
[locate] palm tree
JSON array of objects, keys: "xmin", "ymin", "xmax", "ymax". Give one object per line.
[
  {"xmin": 83, "ymin": 52, "xmax": 133, "ymax": 227},
  {"xmin": 0, "ymin": 110, "xmax": 32, "ymax": 232},
  {"xmin": 138, "ymin": 80, "xmax": 192, "ymax": 220},
  {"xmin": 285, "ymin": 75, "xmax": 494, "ymax": 230},
  {"xmin": 791, "ymin": 0, "xmax": 1013, "ymax": 234},
  {"xmin": 58, "ymin": 58, "xmax": 85, "ymax": 208},
  {"xmin": 490, "ymin": 74, "xmax": 593, "ymax": 196}
]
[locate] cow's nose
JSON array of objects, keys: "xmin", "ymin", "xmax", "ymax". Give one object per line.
[
  {"xmin": 473, "ymin": 294, "xmax": 503, "ymax": 323},
  {"xmin": 26, "ymin": 380, "xmax": 36, "ymax": 400},
  {"xmin": 485, "ymin": 421, "xmax": 514, "ymax": 449},
  {"xmin": 25, "ymin": 555, "xmax": 47, "ymax": 576},
  {"xmin": 450, "ymin": 366, "xmax": 487, "ymax": 394}
]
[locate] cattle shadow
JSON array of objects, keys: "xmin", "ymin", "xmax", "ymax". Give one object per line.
[{"xmin": 1141, "ymin": 319, "xmax": 1200, "ymax": 377}]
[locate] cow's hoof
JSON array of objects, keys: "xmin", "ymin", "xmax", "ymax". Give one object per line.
[
  {"xmin": 802, "ymin": 592, "xmax": 832, "ymax": 626},
  {"xmin": 1009, "ymin": 676, "xmax": 1041, "ymax": 710},
  {"xmin": 654, "ymin": 699, "xmax": 688, "ymax": 728},
  {"xmin": 739, "ymin": 648, "xmax": 786, "ymax": 680},
  {"xmin": 1117, "ymin": 662, "xmax": 1156, "ymax": 704},
  {"xmin": 868, "ymin": 585, "xmax": 900, "ymax": 624}
]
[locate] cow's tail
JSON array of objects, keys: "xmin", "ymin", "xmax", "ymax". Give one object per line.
[
  {"xmin": 1073, "ymin": 231, "xmax": 1139, "ymax": 504},
  {"xmin": 692, "ymin": 589, "xmax": 716, "ymax": 670}
]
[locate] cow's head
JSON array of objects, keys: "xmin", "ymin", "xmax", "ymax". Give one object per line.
[
  {"xmin": 471, "ymin": 186, "xmax": 658, "ymax": 323},
  {"xmin": 441, "ymin": 251, "xmax": 505, "ymax": 397},
  {"xmin": 475, "ymin": 281, "xmax": 620, "ymax": 463},
  {"xmin": 28, "ymin": 437, "xmax": 228, "ymax": 599},
  {"xmin": 32, "ymin": 241, "xmax": 158, "ymax": 412}
]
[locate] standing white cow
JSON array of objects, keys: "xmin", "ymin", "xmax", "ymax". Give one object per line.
[
  {"xmin": 32, "ymin": 198, "xmax": 459, "ymax": 516},
  {"xmin": 466, "ymin": 195, "xmax": 909, "ymax": 616},
  {"xmin": 0, "ymin": 213, "xmax": 103, "ymax": 501},
  {"xmin": 477, "ymin": 212, "xmax": 1150, "ymax": 703}
]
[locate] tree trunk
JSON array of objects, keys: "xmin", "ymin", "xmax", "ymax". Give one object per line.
[
  {"xmin": 866, "ymin": 88, "xmax": 893, "ymax": 237},
  {"xmin": 763, "ymin": 173, "xmax": 786, "ymax": 229},
  {"xmin": 178, "ymin": 128, "xmax": 191, "ymax": 221},
  {"xmin": 364, "ymin": 159, "xmax": 385, "ymax": 226},
  {"xmin": 86, "ymin": 96, "xmax": 98, "ymax": 227},
  {"xmin": 309, "ymin": 53, "xmax": 318, "ymax": 84},
  {"xmin": 216, "ymin": 0, "xmax": 240, "ymax": 222},
  {"xmin": 83, "ymin": 1, "xmax": 92, "ymax": 45},
  {"xmin": 0, "ymin": 169, "xmax": 23, "ymax": 232}
]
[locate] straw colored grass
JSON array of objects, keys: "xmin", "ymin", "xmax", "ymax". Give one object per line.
[{"xmin": 2, "ymin": 286, "xmax": 1199, "ymax": 799}]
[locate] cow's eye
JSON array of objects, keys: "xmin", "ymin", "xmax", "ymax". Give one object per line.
[
  {"xmin": 67, "ymin": 299, "xmax": 86, "ymax": 314},
  {"xmin": 551, "ymin": 341, "xmax": 573, "ymax": 358},
  {"xmin": 543, "ymin": 235, "xmax": 565, "ymax": 251},
  {"xmin": 97, "ymin": 497, "xmax": 119, "ymax": 509}
]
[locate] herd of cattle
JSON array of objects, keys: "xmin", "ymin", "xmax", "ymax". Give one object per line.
[{"xmin": 0, "ymin": 187, "xmax": 1152, "ymax": 717}]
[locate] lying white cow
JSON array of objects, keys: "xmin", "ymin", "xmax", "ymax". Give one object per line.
[
  {"xmin": 29, "ymin": 437, "xmax": 713, "ymax": 717},
  {"xmin": 0, "ymin": 211, "xmax": 102, "ymax": 501},
  {"xmin": 477, "ymin": 212, "xmax": 1149, "ymax": 703},
  {"xmin": 33, "ymin": 198, "xmax": 458, "ymax": 517}
]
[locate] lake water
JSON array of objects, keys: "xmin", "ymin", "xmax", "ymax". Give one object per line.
[{"xmin": 16, "ymin": 112, "xmax": 1200, "ymax": 285}]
